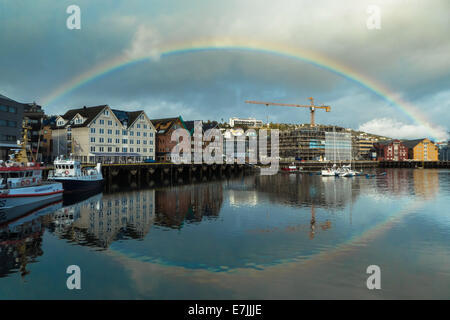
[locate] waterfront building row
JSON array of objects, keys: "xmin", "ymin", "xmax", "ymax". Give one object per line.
[{"xmin": 373, "ymin": 138, "xmax": 440, "ymax": 161}]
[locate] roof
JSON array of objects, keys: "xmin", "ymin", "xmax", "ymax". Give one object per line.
[
  {"xmin": 60, "ymin": 105, "xmax": 107, "ymax": 128},
  {"xmin": 376, "ymin": 139, "xmax": 402, "ymax": 146},
  {"xmin": 0, "ymin": 93, "xmax": 25, "ymax": 108},
  {"xmin": 127, "ymin": 111, "xmax": 143, "ymax": 127},
  {"xmin": 402, "ymin": 139, "xmax": 427, "ymax": 149},
  {"xmin": 0, "ymin": 94, "xmax": 15, "ymax": 102},
  {"xmin": 151, "ymin": 116, "xmax": 186, "ymax": 133},
  {"xmin": 111, "ymin": 109, "xmax": 150, "ymax": 128}
]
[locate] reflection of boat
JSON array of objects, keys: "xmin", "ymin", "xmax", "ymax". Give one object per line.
[
  {"xmin": 63, "ymin": 188, "xmax": 103, "ymax": 206},
  {"xmin": 0, "ymin": 199, "xmax": 62, "ymax": 279},
  {"xmin": 0, "ymin": 128, "xmax": 63, "ymax": 212},
  {"xmin": 48, "ymin": 156, "xmax": 104, "ymax": 194},
  {"xmin": 0, "ymin": 200, "xmax": 63, "ymax": 229},
  {"xmin": 53, "ymin": 192, "xmax": 103, "ymax": 227}
]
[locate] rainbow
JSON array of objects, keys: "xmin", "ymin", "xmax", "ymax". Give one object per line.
[{"xmin": 41, "ymin": 38, "xmax": 443, "ymax": 140}]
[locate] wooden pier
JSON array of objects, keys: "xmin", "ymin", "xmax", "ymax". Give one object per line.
[
  {"xmin": 100, "ymin": 162, "xmax": 253, "ymax": 184},
  {"xmin": 380, "ymin": 160, "xmax": 450, "ymax": 169}
]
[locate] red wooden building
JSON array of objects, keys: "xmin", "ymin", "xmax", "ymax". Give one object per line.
[{"xmin": 373, "ymin": 140, "xmax": 409, "ymax": 161}]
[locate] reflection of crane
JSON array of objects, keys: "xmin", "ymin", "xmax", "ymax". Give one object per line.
[
  {"xmin": 245, "ymin": 97, "xmax": 331, "ymax": 126},
  {"xmin": 309, "ymin": 204, "xmax": 332, "ymax": 240}
]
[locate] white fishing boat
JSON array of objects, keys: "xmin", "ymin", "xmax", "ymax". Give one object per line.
[
  {"xmin": 0, "ymin": 129, "xmax": 63, "ymax": 212},
  {"xmin": 48, "ymin": 156, "xmax": 104, "ymax": 194}
]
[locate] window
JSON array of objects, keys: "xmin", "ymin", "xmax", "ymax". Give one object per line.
[
  {"xmin": 143, "ymin": 132, "xmax": 147, "ymax": 137},
  {"xmin": 107, "ymin": 129, "xmax": 112, "ymax": 134},
  {"xmin": 122, "ymin": 147, "xmax": 127, "ymax": 152},
  {"xmin": 143, "ymin": 140, "xmax": 147, "ymax": 145},
  {"xmin": 150, "ymin": 148, "xmax": 153, "ymax": 153},
  {"xmin": 122, "ymin": 139, "xmax": 128, "ymax": 144},
  {"xmin": 90, "ymin": 137, "xmax": 95, "ymax": 143},
  {"xmin": 144, "ymin": 124, "xmax": 147, "ymax": 129},
  {"xmin": 150, "ymin": 140, "xmax": 153, "ymax": 145},
  {"xmin": 122, "ymin": 130, "xmax": 127, "ymax": 136},
  {"xmin": 108, "ymin": 120, "xmax": 112, "ymax": 126},
  {"xmin": 99, "ymin": 147, "xmax": 104, "ymax": 152},
  {"xmin": 90, "ymin": 128, "xmax": 95, "ymax": 133},
  {"xmin": 91, "ymin": 146, "xmax": 96, "ymax": 152},
  {"xmin": 99, "ymin": 137, "xmax": 104, "ymax": 143},
  {"xmin": 129, "ymin": 131, "xmax": 134, "ymax": 136},
  {"xmin": 137, "ymin": 124, "xmax": 141, "ymax": 129},
  {"xmin": 100, "ymin": 119, "xmax": 104, "ymax": 125},
  {"xmin": 137, "ymin": 132, "xmax": 140, "ymax": 136},
  {"xmin": 130, "ymin": 148, "xmax": 134, "ymax": 153},
  {"xmin": 136, "ymin": 140, "xmax": 140, "ymax": 145},
  {"xmin": 115, "ymin": 130, "xmax": 120, "ymax": 135},
  {"xmin": 116, "ymin": 147, "xmax": 120, "ymax": 152},
  {"xmin": 0, "ymin": 120, "xmax": 17, "ymax": 127},
  {"xmin": 129, "ymin": 139, "xmax": 134, "ymax": 144},
  {"xmin": 115, "ymin": 138, "xmax": 120, "ymax": 143},
  {"xmin": 149, "ymin": 132, "xmax": 153, "ymax": 137},
  {"xmin": 108, "ymin": 138, "xmax": 112, "ymax": 143},
  {"xmin": 99, "ymin": 128, "xmax": 104, "ymax": 134},
  {"xmin": 108, "ymin": 147, "xmax": 112, "ymax": 152},
  {"xmin": 104, "ymin": 110, "xmax": 109, "ymax": 116},
  {"xmin": 137, "ymin": 148, "xmax": 140, "ymax": 152}
]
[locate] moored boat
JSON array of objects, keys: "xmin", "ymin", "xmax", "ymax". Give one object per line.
[
  {"xmin": 0, "ymin": 130, "xmax": 63, "ymax": 212},
  {"xmin": 321, "ymin": 164, "xmax": 339, "ymax": 176},
  {"xmin": 281, "ymin": 165, "xmax": 298, "ymax": 172},
  {"xmin": 48, "ymin": 156, "xmax": 104, "ymax": 194}
]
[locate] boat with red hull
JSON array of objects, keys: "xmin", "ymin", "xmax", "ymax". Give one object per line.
[{"xmin": 0, "ymin": 129, "xmax": 63, "ymax": 212}]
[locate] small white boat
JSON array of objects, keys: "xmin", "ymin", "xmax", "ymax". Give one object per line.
[
  {"xmin": 338, "ymin": 164, "xmax": 360, "ymax": 177},
  {"xmin": 321, "ymin": 164, "xmax": 339, "ymax": 176}
]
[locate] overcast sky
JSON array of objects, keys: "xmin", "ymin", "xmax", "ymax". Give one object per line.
[{"xmin": 0, "ymin": 0, "xmax": 449, "ymax": 140}]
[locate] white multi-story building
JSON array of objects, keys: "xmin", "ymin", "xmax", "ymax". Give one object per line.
[{"xmin": 52, "ymin": 105, "xmax": 156, "ymax": 163}]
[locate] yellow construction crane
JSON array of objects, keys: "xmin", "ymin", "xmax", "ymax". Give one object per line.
[{"xmin": 245, "ymin": 97, "xmax": 331, "ymax": 126}]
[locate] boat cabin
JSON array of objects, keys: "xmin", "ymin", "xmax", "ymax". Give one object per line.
[
  {"xmin": 51, "ymin": 157, "xmax": 101, "ymax": 178},
  {"xmin": 53, "ymin": 159, "xmax": 83, "ymax": 177},
  {"xmin": 0, "ymin": 162, "xmax": 43, "ymax": 189}
]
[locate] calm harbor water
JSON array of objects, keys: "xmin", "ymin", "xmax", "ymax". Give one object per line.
[{"xmin": 1, "ymin": 168, "xmax": 449, "ymax": 299}]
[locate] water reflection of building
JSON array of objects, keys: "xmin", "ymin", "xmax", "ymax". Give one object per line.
[
  {"xmin": 250, "ymin": 174, "xmax": 359, "ymax": 209},
  {"xmin": 51, "ymin": 190, "xmax": 155, "ymax": 248},
  {"xmin": 228, "ymin": 170, "xmax": 441, "ymax": 209},
  {"xmin": 0, "ymin": 202, "xmax": 62, "ymax": 278},
  {"xmin": 155, "ymin": 182, "xmax": 223, "ymax": 228},
  {"xmin": 376, "ymin": 169, "xmax": 440, "ymax": 199},
  {"xmin": 377, "ymin": 169, "xmax": 412, "ymax": 196},
  {"xmin": 413, "ymin": 170, "xmax": 439, "ymax": 200}
]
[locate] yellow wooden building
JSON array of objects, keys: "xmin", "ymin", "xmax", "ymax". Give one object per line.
[{"xmin": 403, "ymin": 138, "xmax": 439, "ymax": 161}]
